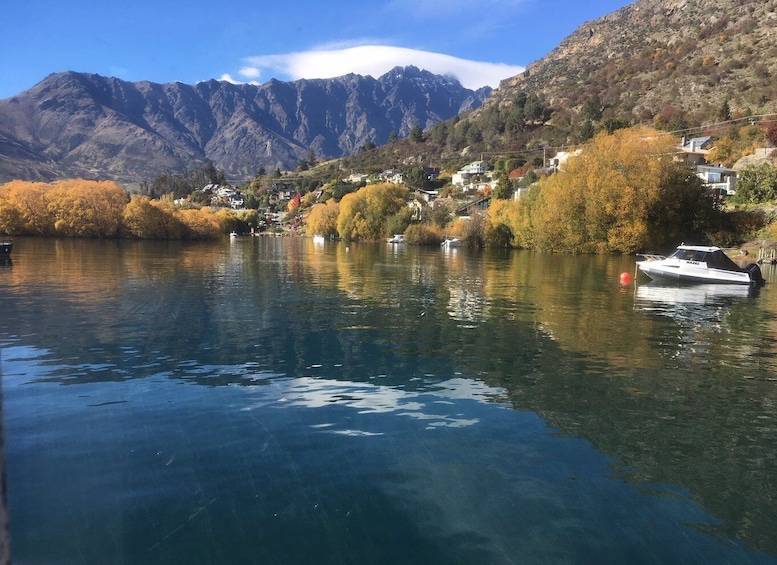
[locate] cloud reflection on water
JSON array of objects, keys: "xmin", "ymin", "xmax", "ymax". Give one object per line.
[{"xmin": 242, "ymin": 375, "xmax": 503, "ymax": 432}]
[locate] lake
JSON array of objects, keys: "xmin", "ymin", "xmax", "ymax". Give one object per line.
[{"xmin": 2, "ymin": 236, "xmax": 777, "ymax": 564}]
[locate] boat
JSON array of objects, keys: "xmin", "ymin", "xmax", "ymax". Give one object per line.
[
  {"xmin": 387, "ymin": 234, "xmax": 405, "ymax": 244},
  {"xmin": 636, "ymin": 244, "xmax": 765, "ymax": 286},
  {"xmin": 229, "ymin": 231, "xmax": 238, "ymax": 238},
  {"xmin": 313, "ymin": 234, "xmax": 326, "ymax": 244},
  {"xmin": 440, "ymin": 236, "xmax": 460, "ymax": 249},
  {"xmin": 0, "ymin": 238, "xmax": 12, "ymax": 257}
]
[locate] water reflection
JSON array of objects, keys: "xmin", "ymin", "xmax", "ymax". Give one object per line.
[
  {"xmin": 635, "ymin": 281, "xmax": 757, "ymax": 328},
  {"xmin": 3, "ymin": 238, "xmax": 777, "ymax": 559}
]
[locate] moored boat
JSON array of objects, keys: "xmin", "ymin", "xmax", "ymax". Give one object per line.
[
  {"xmin": 387, "ymin": 234, "xmax": 405, "ymax": 244},
  {"xmin": 440, "ymin": 236, "xmax": 460, "ymax": 249},
  {"xmin": 637, "ymin": 244, "xmax": 765, "ymax": 286},
  {"xmin": 0, "ymin": 239, "xmax": 12, "ymax": 257}
]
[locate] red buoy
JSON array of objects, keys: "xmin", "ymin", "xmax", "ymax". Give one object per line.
[{"xmin": 619, "ymin": 272, "xmax": 632, "ymax": 285}]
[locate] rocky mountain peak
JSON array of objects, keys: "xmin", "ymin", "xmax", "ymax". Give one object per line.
[{"xmin": 0, "ymin": 67, "xmax": 491, "ymax": 184}]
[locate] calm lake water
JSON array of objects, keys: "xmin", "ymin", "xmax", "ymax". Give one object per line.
[{"xmin": 2, "ymin": 236, "xmax": 777, "ymax": 564}]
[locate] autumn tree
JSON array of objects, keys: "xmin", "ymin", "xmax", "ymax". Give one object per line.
[
  {"xmin": 523, "ymin": 126, "xmax": 719, "ymax": 253},
  {"xmin": 122, "ymin": 196, "xmax": 183, "ymax": 239},
  {"xmin": 178, "ymin": 208, "xmax": 221, "ymax": 239},
  {"xmin": 306, "ymin": 200, "xmax": 340, "ymax": 237},
  {"xmin": 337, "ymin": 182, "xmax": 410, "ymax": 241},
  {"xmin": 0, "ymin": 181, "xmax": 53, "ymax": 235},
  {"xmin": 0, "ymin": 179, "xmax": 128, "ymax": 237},
  {"xmin": 46, "ymin": 180, "xmax": 128, "ymax": 237}
]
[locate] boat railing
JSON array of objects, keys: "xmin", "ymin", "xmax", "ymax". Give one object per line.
[{"xmin": 636, "ymin": 253, "xmax": 665, "ymax": 262}]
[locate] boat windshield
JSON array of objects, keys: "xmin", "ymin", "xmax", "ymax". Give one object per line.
[
  {"xmin": 669, "ymin": 248, "xmax": 744, "ymax": 272},
  {"xmin": 669, "ymin": 248, "xmax": 707, "ymax": 261}
]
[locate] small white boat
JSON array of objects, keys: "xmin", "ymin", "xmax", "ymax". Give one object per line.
[
  {"xmin": 313, "ymin": 235, "xmax": 326, "ymax": 244},
  {"xmin": 637, "ymin": 244, "xmax": 764, "ymax": 286},
  {"xmin": 0, "ymin": 239, "xmax": 12, "ymax": 257},
  {"xmin": 387, "ymin": 234, "xmax": 405, "ymax": 244},
  {"xmin": 440, "ymin": 236, "xmax": 460, "ymax": 249},
  {"xmin": 229, "ymin": 231, "xmax": 238, "ymax": 238}
]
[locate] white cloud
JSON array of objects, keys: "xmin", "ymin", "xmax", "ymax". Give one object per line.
[
  {"xmin": 239, "ymin": 66, "xmax": 261, "ymax": 80},
  {"xmin": 244, "ymin": 45, "xmax": 524, "ymax": 90},
  {"xmin": 217, "ymin": 73, "xmax": 260, "ymax": 87}
]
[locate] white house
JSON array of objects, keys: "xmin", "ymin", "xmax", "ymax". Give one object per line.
[
  {"xmin": 376, "ymin": 169, "xmax": 405, "ymax": 184},
  {"xmin": 696, "ymin": 164, "xmax": 737, "ymax": 196},
  {"xmin": 452, "ymin": 161, "xmax": 491, "ymax": 190},
  {"xmin": 346, "ymin": 173, "xmax": 369, "ymax": 184},
  {"xmin": 460, "ymin": 161, "xmax": 487, "ymax": 175}
]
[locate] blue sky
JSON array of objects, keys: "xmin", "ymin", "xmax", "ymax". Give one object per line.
[{"xmin": 1, "ymin": 0, "xmax": 633, "ymax": 99}]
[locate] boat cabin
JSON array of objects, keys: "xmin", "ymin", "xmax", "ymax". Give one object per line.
[{"xmin": 669, "ymin": 246, "xmax": 743, "ymax": 272}]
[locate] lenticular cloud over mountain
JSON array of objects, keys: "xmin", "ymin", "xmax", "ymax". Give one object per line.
[{"xmin": 242, "ymin": 45, "xmax": 524, "ymax": 89}]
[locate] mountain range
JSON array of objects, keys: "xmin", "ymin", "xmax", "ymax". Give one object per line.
[
  {"xmin": 0, "ymin": 66, "xmax": 490, "ymax": 184},
  {"xmin": 3, "ymin": 0, "xmax": 776, "ymax": 186}
]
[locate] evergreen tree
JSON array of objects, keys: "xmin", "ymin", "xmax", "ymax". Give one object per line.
[{"xmin": 718, "ymin": 99, "xmax": 732, "ymax": 121}]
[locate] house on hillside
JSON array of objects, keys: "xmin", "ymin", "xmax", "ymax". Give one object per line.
[
  {"xmin": 452, "ymin": 161, "xmax": 492, "ymax": 191},
  {"xmin": 423, "ymin": 167, "xmax": 441, "ymax": 181},
  {"xmin": 272, "ymin": 182, "xmax": 296, "ymax": 201},
  {"xmin": 376, "ymin": 169, "xmax": 405, "ymax": 184},
  {"xmin": 208, "ymin": 184, "xmax": 244, "ymax": 209},
  {"xmin": 460, "ymin": 161, "xmax": 488, "ymax": 175},
  {"xmin": 345, "ymin": 173, "xmax": 368, "ymax": 184},
  {"xmin": 680, "ymin": 136, "xmax": 713, "ymax": 166},
  {"xmin": 548, "ymin": 149, "xmax": 583, "ymax": 172},
  {"xmin": 696, "ymin": 164, "xmax": 737, "ymax": 196}
]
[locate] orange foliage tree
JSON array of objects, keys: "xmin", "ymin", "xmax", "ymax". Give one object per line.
[
  {"xmin": 1, "ymin": 180, "xmax": 226, "ymax": 239},
  {"xmin": 0, "ymin": 179, "xmax": 128, "ymax": 237},
  {"xmin": 305, "ymin": 200, "xmax": 340, "ymax": 237},
  {"xmin": 46, "ymin": 180, "xmax": 128, "ymax": 237},
  {"xmin": 522, "ymin": 127, "xmax": 718, "ymax": 253}
]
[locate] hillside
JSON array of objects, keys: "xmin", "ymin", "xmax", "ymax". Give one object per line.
[
  {"xmin": 346, "ymin": 0, "xmax": 777, "ymax": 172},
  {"xmin": 0, "ymin": 67, "xmax": 490, "ymax": 184},
  {"xmin": 493, "ymin": 0, "xmax": 777, "ymax": 132}
]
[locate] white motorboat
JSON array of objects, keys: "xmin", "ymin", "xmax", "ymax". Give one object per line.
[
  {"xmin": 637, "ymin": 244, "xmax": 764, "ymax": 286},
  {"xmin": 440, "ymin": 236, "xmax": 460, "ymax": 249},
  {"xmin": 387, "ymin": 234, "xmax": 405, "ymax": 244}
]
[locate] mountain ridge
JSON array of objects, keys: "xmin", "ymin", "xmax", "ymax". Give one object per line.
[{"xmin": 0, "ymin": 67, "xmax": 491, "ymax": 183}]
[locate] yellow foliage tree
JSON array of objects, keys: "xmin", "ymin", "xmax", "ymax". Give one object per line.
[
  {"xmin": 178, "ymin": 208, "xmax": 221, "ymax": 239},
  {"xmin": 122, "ymin": 196, "xmax": 183, "ymax": 239},
  {"xmin": 0, "ymin": 180, "xmax": 53, "ymax": 235},
  {"xmin": 306, "ymin": 200, "xmax": 340, "ymax": 237},
  {"xmin": 337, "ymin": 183, "xmax": 409, "ymax": 241},
  {"xmin": 46, "ymin": 179, "xmax": 128, "ymax": 237},
  {"xmin": 524, "ymin": 126, "xmax": 715, "ymax": 253}
]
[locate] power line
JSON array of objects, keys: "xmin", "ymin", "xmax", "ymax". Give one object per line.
[{"xmin": 669, "ymin": 113, "xmax": 777, "ymax": 136}]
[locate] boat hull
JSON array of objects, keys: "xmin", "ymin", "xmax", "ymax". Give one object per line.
[
  {"xmin": 637, "ymin": 261, "xmax": 752, "ymax": 285},
  {"xmin": 0, "ymin": 241, "xmax": 12, "ymax": 256}
]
